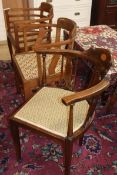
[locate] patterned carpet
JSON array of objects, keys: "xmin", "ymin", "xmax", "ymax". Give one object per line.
[{"xmin": 0, "ymin": 60, "xmax": 117, "ymax": 175}]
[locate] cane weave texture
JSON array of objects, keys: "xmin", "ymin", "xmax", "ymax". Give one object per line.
[
  {"xmin": 15, "ymin": 53, "xmax": 66, "ymax": 80},
  {"xmin": 15, "ymin": 52, "xmax": 38, "ymax": 80},
  {"xmin": 14, "ymin": 87, "xmax": 89, "ymax": 137}
]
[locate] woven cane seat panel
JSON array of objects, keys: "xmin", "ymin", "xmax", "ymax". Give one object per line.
[
  {"xmin": 14, "ymin": 87, "xmax": 89, "ymax": 137},
  {"xmin": 15, "ymin": 53, "xmax": 66, "ymax": 80},
  {"xmin": 15, "ymin": 53, "xmax": 38, "ymax": 80}
]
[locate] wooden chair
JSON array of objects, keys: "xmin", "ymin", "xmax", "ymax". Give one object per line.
[
  {"xmin": 4, "ymin": 2, "xmax": 53, "ymax": 56},
  {"xmin": 9, "ymin": 47, "xmax": 111, "ymax": 175},
  {"xmin": 13, "ymin": 18, "xmax": 77, "ymax": 100}
]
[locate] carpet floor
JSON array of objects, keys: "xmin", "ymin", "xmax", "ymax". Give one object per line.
[{"xmin": 0, "ymin": 60, "xmax": 117, "ymax": 175}]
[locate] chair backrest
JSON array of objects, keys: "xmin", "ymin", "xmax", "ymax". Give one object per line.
[
  {"xmin": 36, "ymin": 47, "xmax": 112, "ymax": 90},
  {"xmin": 55, "ymin": 18, "xmax": 77, "ymax": 49},
  {"xmin": 34, "ymin": 17, "xmax": 77, "ymax": 83},
  {"xmin": 35, "ymin": 17, "xmax": 77, "ymax": 48},
  {"xmin": 4, "ymin": 2, "xmax": 53, "ymax": 52},
  {"xmin": 83, "ymin": 47, "xmax": 111, "ymax": 88},
  {"xmin": 39, "ymin": 2, "xmax": 53, "ymax": 17}
]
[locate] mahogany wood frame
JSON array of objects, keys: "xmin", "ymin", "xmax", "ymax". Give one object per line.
[{"xmin": 10, "ymin": 48, "xmax": 112, "ymax": 175}]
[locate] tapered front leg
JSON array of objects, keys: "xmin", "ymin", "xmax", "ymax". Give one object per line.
[
  {"xmin": 64, "ymin": 138, "xmax": 73, "ymax": 175},
  {"xmin": 79, "ymin": 134, "xmax": 84, "ymax": 146},
  {"xmin": 106, "ymin": 92, "xmax": 117, "ymax": 112},
  {"xmin": 9, "ymin": 120, "xmax": 21, "ymax": 161}
]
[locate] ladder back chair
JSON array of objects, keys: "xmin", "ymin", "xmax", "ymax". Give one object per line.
[
  {"xmin": 10, "ymin": 47, "xmax": 112, "ymax": 175},
  {"xmin": 4, "ymin": 2, "xmax": 53, "ymax": 56},
  {"xmin": 13, "ymin": 18, "xmax": 77, "ymax": 100}
]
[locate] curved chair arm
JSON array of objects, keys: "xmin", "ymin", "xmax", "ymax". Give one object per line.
[
  {"xmin": 35, "ymin": 48, "xmax": 111, "ymax": 76},
  {"xmin": 35, "ymin": 48, "xmax": 84, "ymax": 57},
  {"xmin": 34, "ymin": 39, "xmax": 74, "ymax": 50},
  {"xmin": 62, "ymin": 79, "xmax": 110, "ymax": 106},
  {"xmin": 35, "ymin": 48, "xmax": 111, "ymax": 61}
]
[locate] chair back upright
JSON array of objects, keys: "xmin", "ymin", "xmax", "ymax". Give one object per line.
[
  {"xmin": 83, "ymin": 47, "xmax": 112, "ymax": 88},
  {"xmin": 36, "ymin": 47, "xmax": 111, "ymax": 93},
  {"xmin": 56, "ymin": 18, "xmax": 77, "ymax": 49},
  {"xmin": 34, "ymin": 18, "xmax": 77, "ymax": 86},
  {"xmin": 4, "ymin": 2, "xmax": 53, "ymax": 53}
]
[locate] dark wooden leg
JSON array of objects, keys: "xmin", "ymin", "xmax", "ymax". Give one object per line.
[
  {"xmin": 7, "ymin": 36, "xmax": 13, "ymax": 61},
  {"xmin": 13, "ymin": 66, "xmax": 22, "ymax": 94},
  {"xmin": 15, "ymin": 77, "xmax": 22, "ymax": 94},
  {"xmin": 79, "ymin": 135, "xmax": 84, "ymax": 146},
  {"xmin": 64, "ymin": 138, "xmax": 73, "ymax": 175},
  {"xmin": 9, "ymin": 120, "xmax": 21, "ymax": 160},
  {"xmin": 106, "ymin": 92, "xmax": 117, "ymax": 113}
]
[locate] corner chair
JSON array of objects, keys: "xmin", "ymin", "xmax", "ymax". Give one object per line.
[{"xmin": 10, "ymin": 47, "xmax": 112, "ymax": 175}]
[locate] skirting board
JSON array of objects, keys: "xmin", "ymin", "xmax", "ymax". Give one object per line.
[{"xmin": 0, "ymin": 40, "xmax": 7, "ymax": 46}]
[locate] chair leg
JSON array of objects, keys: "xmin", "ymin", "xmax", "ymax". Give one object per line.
[
  {"xmin": 79, "ymin": 134, "xmax": 84, "ymax": 146},
  {"xmin": 7, "ymin": 36, "xmax": 13, "ymax": 61},
  {"xmin": 24, "ymin": 84, "xmax": 32, "ymax": 101},
  {"xmin": 9, "ymin": 120, "xmax": 21, "ymax": 161},
  {"xmin": 64, "ymin": 138, "xmax": 73, "ymax": 175},
  {"xmin": 14, "ymin": 73, "xmax": 22, "ymax": 94},
  {"xmin": 106, "ymin": 93, "xmax": 117, "ymax": 112}
]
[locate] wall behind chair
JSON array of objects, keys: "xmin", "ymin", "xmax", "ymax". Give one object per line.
[{"xmin": 0, "ymin": 0, "xmax": 7, "ymax": 41}]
